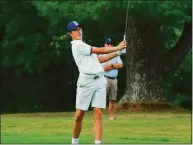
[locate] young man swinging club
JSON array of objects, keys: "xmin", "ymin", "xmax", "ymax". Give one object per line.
[{"xmin": 67, "ymin": 21, "xmax": 127, "ymax": 144}]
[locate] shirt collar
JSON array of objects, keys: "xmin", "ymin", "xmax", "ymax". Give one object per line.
[{"xmin": 71, "ymin": 40, "xmax": 82, "ymax": 44}]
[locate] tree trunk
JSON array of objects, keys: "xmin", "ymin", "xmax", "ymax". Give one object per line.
[
  {"xmin": 119, "ymin": 21, "xmax": 165, "ymax": 105},
  {"xmin": 118, "ymin": 20, "xmax": 192, "ymax": 110},
  {"xmin": 159, "ymin": 21, "xmax": 192, "ymax": 74}
]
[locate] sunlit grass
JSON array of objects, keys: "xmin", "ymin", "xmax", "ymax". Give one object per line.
[{"xmin": 1, "ymin": 111, "xmax": 192, "ymax": 144}]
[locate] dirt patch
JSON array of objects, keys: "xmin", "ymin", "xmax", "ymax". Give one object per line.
[{"xmin": 115, "ymin": 102, "xmax": 188, "ymax": 113}]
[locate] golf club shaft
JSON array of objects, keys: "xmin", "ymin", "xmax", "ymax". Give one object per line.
[
  {"xmin": 122, "ymin": 1, "xmax": 129, "ymax": 53},
  {"xmin": 124, "ymin": 1, "xmax": 129, "ymax": 41}
]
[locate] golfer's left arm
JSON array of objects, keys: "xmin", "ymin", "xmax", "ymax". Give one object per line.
[{"xmin": 97, "ymin": 52, "xmax": 121, "ymax": 63}]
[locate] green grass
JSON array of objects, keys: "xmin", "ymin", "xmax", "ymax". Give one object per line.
[{"xmin": 1, "ymin": 111, "xmax": 192, "ymax": 144}]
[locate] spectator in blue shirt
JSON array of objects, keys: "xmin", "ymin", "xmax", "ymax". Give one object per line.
[{"xmin": 101, "ymin": 38, "xmax": 123, "ymax": 120}]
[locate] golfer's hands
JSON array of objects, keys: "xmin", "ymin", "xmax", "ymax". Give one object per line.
[
  {"xmin": 121, "ymin": 48, "xmax": 126, "ymax": 54},
  {"xmin": 116, "ymin": 40, "xmax": 127, "ymax": 50}
]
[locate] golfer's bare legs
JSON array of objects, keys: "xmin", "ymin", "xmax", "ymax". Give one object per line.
[
  {"xmin": 93, "ymin": 107, "xmax": 103, "ymax": 141},
  {"xmin": 72, "ymin": 109, "xmax": 85, "ymax": 138},
  {"xmin": 109, "ymin": 100, "xmax": 116, "ymax": 118}
]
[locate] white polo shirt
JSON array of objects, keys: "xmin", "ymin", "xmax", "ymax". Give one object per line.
[{"xmin": 71, "ymin": 40, "xmax": 104, "ymax": 75}]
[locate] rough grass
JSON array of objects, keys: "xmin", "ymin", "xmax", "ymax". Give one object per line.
[{"xmin": 1, "ymin": 111, "xmax": 192, "ymax": 144}]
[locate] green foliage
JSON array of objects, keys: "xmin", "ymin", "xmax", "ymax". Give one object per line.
[
  {"xmin": 32, "ymin": 1, "xmax": 71, "ymax": 26},
  {"xmin": 0, "ymin": 1, "xmax": 51, "ymax": 73},
  {"xmin": 157, "ymin": 1, "xmax": 191, "ymax": 23},
  {"xmin": 1, "ymin": 1, "xmax": 191, "ymax": 72},
  {"xmin": 173, "ymin": 94, "xmax": 191, "ymax": 108},
  {"xmin": 163, "ymin": 50, "xmax": 192, "ymax": 109}
]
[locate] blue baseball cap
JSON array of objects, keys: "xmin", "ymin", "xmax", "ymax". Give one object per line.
[
  {"xmin": 104, "ymin": 38, "xmax": 113, "ymax": 44},
  {"xmin": 67, "ymin": 21, "xmax": 82, "ymax": 32}
]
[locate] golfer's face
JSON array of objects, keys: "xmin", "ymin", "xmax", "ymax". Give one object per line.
[{"xmin": 70, "ymin": 27, "xmax": 82, "ymax": 40}]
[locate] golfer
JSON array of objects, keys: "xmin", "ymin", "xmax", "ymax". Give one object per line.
[{"xmin": 67, "ymin": 21, "xmax": 127, "ymax": 144}]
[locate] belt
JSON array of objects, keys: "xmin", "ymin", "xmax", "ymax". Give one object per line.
[
  {"xmin": 80, "ymin": 72, "xmax": 104, "ymax": 79},
  {"xmin": 105, "ymin": 75, "xmax": 117, "ymax": 79}
]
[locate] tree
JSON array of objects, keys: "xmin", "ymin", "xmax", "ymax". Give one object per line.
[{"xmin": 118, "ymin": 1, "xmax": 192, "ymax": 107}]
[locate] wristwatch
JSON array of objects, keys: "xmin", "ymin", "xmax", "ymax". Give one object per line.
[{"xmin": 111, "ymin": 64, "xmax": 116, "ymax": 69}]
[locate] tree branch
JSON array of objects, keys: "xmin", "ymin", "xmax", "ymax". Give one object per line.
[{"xmin": 159, "ymin": 21, "xmax": 192, "ymax": 74}]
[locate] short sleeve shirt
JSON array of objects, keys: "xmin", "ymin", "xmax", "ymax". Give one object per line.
[{"xmin": 71, "ymin": 40, "xmax": 104, "ymax": 74}]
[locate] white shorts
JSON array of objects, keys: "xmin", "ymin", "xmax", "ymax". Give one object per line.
[{"xmin": 76, "ymin": 74, "xmax": 107, "ymax": 111}]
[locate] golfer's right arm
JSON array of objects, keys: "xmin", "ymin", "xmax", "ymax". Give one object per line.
[
  {"xmin": 92, "ymin": 40, "xmax": 127, "ymax": 63},
  {"xmin": 97, "ymin": 52, "xmax": 121, "ymax": 63},
  {"xmin": 91, "ymin": 40, "xmax": 127, "ymax": 54}
]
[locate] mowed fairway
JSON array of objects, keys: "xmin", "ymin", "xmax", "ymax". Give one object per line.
[{"xmin": 1, "ymin": 111, "xmax": 192, "ymax": 144}]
